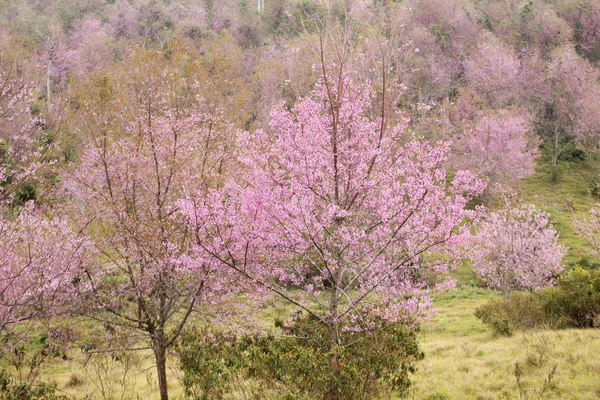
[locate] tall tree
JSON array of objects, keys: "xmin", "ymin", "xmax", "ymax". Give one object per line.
[
  {"xmin": 459, "ymin": 111, "xmax": 538, "ymax": 205},
  {"xmin": 471, "ymin": 203, "xmax": 565, "ymax": 300},
  {"xmin": 182, "ymin": 66, "xmax": 485, "ymax": 397},
  {"xmin": 64, "ymin": 47, "xmax": 236, "ymax": 400}
]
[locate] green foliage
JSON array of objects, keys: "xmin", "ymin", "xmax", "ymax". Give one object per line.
[
  {"xmin": 447, "ymin": 86, "xmax": 459, "ymax": 101},
  {"xmin": 543, "ymin": 268, "xmax": 600, "ymax": 328},
  {"xmin": 177, "ymin": 316, "xmax": 424, "ymax": 399},
  {"xmin": 177, "ymin": 329, "xmax": 248, "ymax": 400},
  {"xmin": 0, "ymin": 139, "xmax": 8, "ymax": 160},
  {"xmin": 474, "ymin": 293, "xmax": 548, "ymax": 337},
  {"xmin": 0, "ymin": 369, "xmax": 65, "ymax": 400},
  {"xmin": 520, "ymin": 0, "xmax": 534, "ymax": 20},
  {"xmin": 475, "ymin": 269, "xmax": 600, "ymax": 335},
  {"xmin": 12, "ymin": 183, "xmax": 37, "ymax": 208},
  {"xmin": 588, "ymin": 177, "xmax": 600, "ymax": 197},
  {"xmin": 430, "ymin": 20, "xmax": 455, "ymax": 47}
]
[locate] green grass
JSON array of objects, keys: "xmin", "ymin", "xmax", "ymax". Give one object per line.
[
  {"xmin": 21, "ymin": 286, "xmax": 599, "ymax": 400},
  {"xmin": 403, "ymin": 287, "xmax": 600, "ymax": 399},
  {"xmin": 521, "ymin": 160, "xmax": 599, "ymax": 268}
]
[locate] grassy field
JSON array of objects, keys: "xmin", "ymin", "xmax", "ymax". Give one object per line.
[
  {"xmin": 23, "ymin": 285, "xmax": 599, "ymax": 400},
  {"xmin": 406, "ymin": 287, "xmax": 600, "ymax": 400}
]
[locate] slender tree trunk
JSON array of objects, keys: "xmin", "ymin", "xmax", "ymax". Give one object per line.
[
  {"xmin": 597, "ymin": 138, "xmax": 600, "ymax": 171},
  {"xmin": 552, "ymin": 126, "xmax": 559, "ymax": 169},
  {"xmin": 46, "ymin": 48, "xmax": 53, "ymax": 105},
  {"xmin": 153, "ymin": 338, "xmax": 169, "ymax": 400},
  {"xmin": 326, "ymin": 283, "xmax": 340, "ymax": 400}
]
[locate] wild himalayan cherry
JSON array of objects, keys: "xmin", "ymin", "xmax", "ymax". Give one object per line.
[
  {"xmin": 460, "ymin": 112, "xmax": 538, "ymax": 204},
  {"xmin": 573, "ymin": 206, "xmax": 600, "ymax": 261},
  {"xmin": 0, "ymin": 202, "xmax": 91, "ymax": 332},
  {"xmin": 543, "ymin": 47, "xmax": 600, "ymax": 168},
  {"xmin": 0, "ymin": 69, "xmax": 46, "ymax": 203},
  {"xmin": 471, "ymin": 203, "xmax": 565, "ymax": 300},
  {"xmin": 64, "ymin": 100, "xmax": 238, "ymax": 400},
  {"xmin": 180, "ymin": 68, "xmax": 485, "ymax": 356}
]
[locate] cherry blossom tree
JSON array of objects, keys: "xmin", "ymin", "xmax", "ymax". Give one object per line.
[
  {"xmin": 573, "ymin": 206, "xmax": 600, "ymax": 261},
  {"xmin": 542, "ymin": 47, "xmax": 599, "ymax": 169},
  {"xmin": 63, "ymin": 49, "xmax": 237, "ymax": 400},
  {"xmin": 579, "ymin": 4, "xmax": 600, "ymax": 61},
  {"xmin": 459, "ymin": 111, "xmax": 538, "ymax": 205},
  {"xmin": 0, "ymin": 66, "xmax": 44, "ymax": 204},
  {"xmin": 181, "ymin": 66, "xmax": 485, "ymax": 387},
  {"xmin": 464, "ymin": 36, "xmax": 521, "ymax": 108},
  {"xmin": 0, "ymin": 203, "xmax": 91, "ymax": 332},
  {"xmin": 471, "ymin": 203, "xmax": 565, "ymax": 300}
]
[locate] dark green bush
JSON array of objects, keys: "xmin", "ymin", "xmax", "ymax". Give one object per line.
[
  {"xmin": 543, "ymin": 268, "xmax": 600, "ymax": 328},
  {"xmin": 177, "ymin": 316, "xmax": 424, "ymax": 400},
  {"xmin": 12, "ymin": 183, "xmax": 38, "ymax": 208},
  {"xmin": 0, "ymin": 369, "xmax": 65, "ymax": 400},
  {"xmin": 475, "ymin": 269, "xmax": 600, "ymax": 335},
  {"xmin": 588, "ymin": 178, "xmax": 600, "ymax": 197}
]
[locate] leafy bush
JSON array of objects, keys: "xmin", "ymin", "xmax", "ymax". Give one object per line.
[
  {"xmin": 588, "ymin": 178, "xmax": 600, "ymax": 197},
  {"xmin": 542, "ymin": 268, "xmax": 600, "ymax": 328},
  {"xmin": 0, "ymin": 369, "xmax": 65, "ymax": 400},
  {"xmin": 475, "ymin": 269, "xmax": 600, "ymax": 335},
  {"xmin": 177, "ymin": 316, "xmax": 424, "ymax": 400},
  {"xmin": 474, "ymin": 292, "xmax": 549, "ymax": 336},
  {"xmin": 177, "ymin": 328, "xmax": 249, "ymax": 400}
]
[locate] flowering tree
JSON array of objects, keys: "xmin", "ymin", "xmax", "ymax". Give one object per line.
[
  {"xmin": 471, "ymin": 204, "xmax": 565, "ymax": 300},
  {"xmin": 460, "ymin": 112, "xmax": 538, "ymax": 205},
  {"xmin": 573, "ymin": 206, "xmax": 600, "ymax": 260},
  {"xmin": 0, "ymin": 203, "xmax": 90, "ymax": 332},
  {"xmin": 464, "ymin": 37, "xmax": 521, "ymax": 108},
  {"xmin": 64, "ymin": 49, "xmax": 236, "ymax": 400},
  {"xmin": 542, "ymin": 47, "xmax": 599, "ymax": 169},
  {"xmin": 182, "ymin": 67, "xmax": 485, "ymax": 389},
  {"xmin": 0, "ymin": 64, "xmax": 46, "ymax": 205},
  {"xmin": 0, "ymin": 43, "xmax": 78, "ymax": 333},
  {"xmin": 579, "ymin": 4, "xmax": 600, "ymax": 61}
]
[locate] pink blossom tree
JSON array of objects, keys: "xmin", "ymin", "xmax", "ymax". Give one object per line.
[
  {"xmin": 579, "ymin": 4, "xmax": 600, "ymax": 61},
  {"xmin": 181, "ymin": 67, "xmax": 485, "ymax": 382},
  {"xmin": 542, "ymin": 47, "xmax": 599, "ymax": 169},
  {"xmin": 0, "ymin": 203, "xmax": 91, "ymax": 332},
  {"xmin": 464, "ymin": 36, "xmax": 521, "ymax": 108},
  {"xmin": 471, "ymin": 204, "xmax": 565, "ymax": 300},
  {"xmin": 63, "ymin": 51, "xmax": 237, "ymax": 400},
  {"xmin": 459, "ymin": 112, "xmax": 538, "ymax": 205},
  {"xmin": 0, "ymin": 55, "xmax": 54, "ymax": 207},
  {"xmin": 573, "ymin": 206, "xmax": 600, "ymax": 260}
]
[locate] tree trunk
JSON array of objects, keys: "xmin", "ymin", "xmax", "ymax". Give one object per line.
[
  {"xmin": 153, "ymin": 340, "xmax": 169, "ymax": 400},
  {"xmin": 46, "ymin": 50, "xmax": 52, "ymax": 105},
  {"xmin": 326, "ymin": 284, "xmax": 340, "ymax": 400},
  {"xmin": 552, "ymin": 125, "xmax": 559, "ymax": 169}
]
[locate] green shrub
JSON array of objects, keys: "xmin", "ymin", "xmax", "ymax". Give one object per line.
[
  {"xmin": 474, "ymin": 292, "xmax": 548, "ymax": 336},
  {"xmin": 0, "ymin": 369, "xmax": 65, "ymax": 400},
  {"xmin": 588, "ymin": 178, "xmax": 600, "ymax": 197},
  {"xmin": 177, "ymin": 316, "xmax": 424, "ymax": 399},
  {"xmin": 177, "ymin": 328, "xmax": 250, "ymax": 400},
  {"xmin": 543, "ymin": 268, "xmax": 600, "ymax": 328},
  {"xmin": 475, "ymin": 269, "xmax": 600, "ymax": 335}
]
